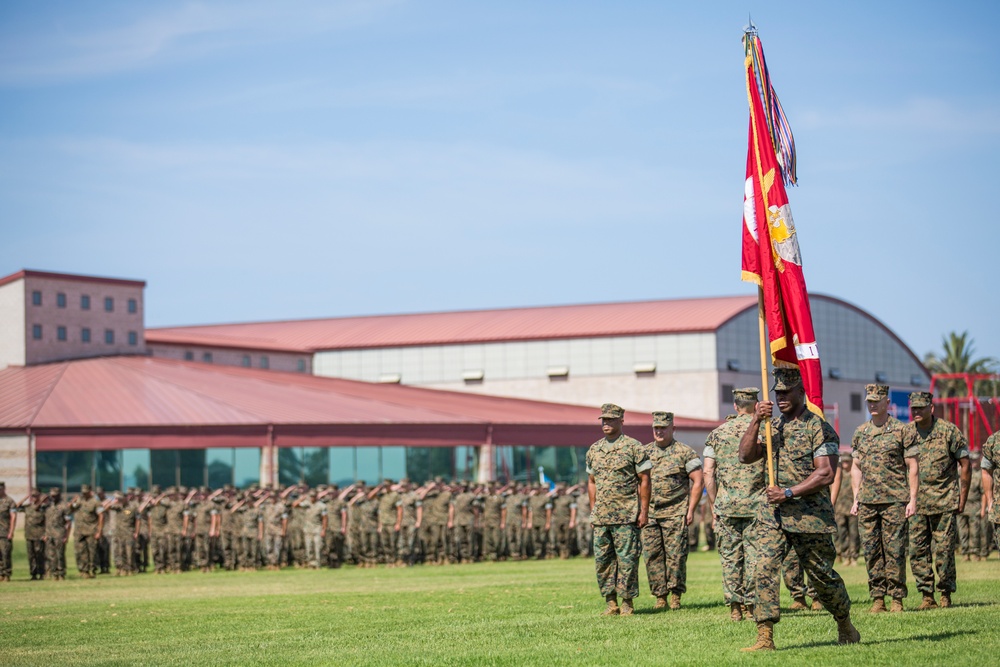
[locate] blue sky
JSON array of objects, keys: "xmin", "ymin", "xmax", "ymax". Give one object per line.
[{"xmin": 1, "ymin": 1, "xmax": 998, "ymax": 365}]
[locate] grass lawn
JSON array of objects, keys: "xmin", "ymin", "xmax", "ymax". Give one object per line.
[{"xmin": 1, "ymin": 539, "xmax": 998, "ymax": 666}]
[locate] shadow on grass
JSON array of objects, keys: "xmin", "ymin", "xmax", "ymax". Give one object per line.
[
  {"xmin": 633, "ymin": 601, "xmax": 724, "ymax": 614},
  {"xmin": 782, "ymin": 629, "xmax": 976, "ymax": 650}
]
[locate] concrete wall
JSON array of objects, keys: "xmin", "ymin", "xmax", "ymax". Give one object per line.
[
  {"xmin": 0, "ymin": 433, "xmax": 31, "ymax": 499},
  {"xmin": 149, "ymin": 344, "xmax": 312, "ymax": 374},
  {"xmin": 0, "ymin": 280, "xmax": 25, "ymax": 368}
]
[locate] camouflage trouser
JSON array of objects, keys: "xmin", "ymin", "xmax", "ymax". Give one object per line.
[
  {"xmin": 958, "ymin": 514, "xmax": 986, "ymax": 557},
  {"xmin": 264, "ymin": 533, "xmax": 284, "ymax": 567},
  {"xmin": 715, "ymin": 515, "xmax": 757, "ymax": 605},
  {"xmin": 75, "ymin": 533, "xmax": 99, "ymax": 575},
  {"xmin": 379, "ymin": 527, "xmax": 399, "ymax": 563},
  {"xmin": 357, "ymin": 528, "xmax": 379, "ymax": 565},
  {"xmin": 397, "ymin": 526, "xmax": 419, "ymax": 563},
  {"xmin": 97, "ymin": 535, "xmax": 111, "ymax": 573},
  {"xmin": 576, "ymin": 521, "xmax": 593, "ymax": 557},
  {"xmin": 325, "ymin": 531, "xmax": 345, "ymax": 567},
  {"xmin": 593, "ymin": 524, "xmax": 641, "ymax": 600},
  {"xmin": 150, "ymin": 533, "xmax": 168, "ymax": 572},
  {"xmin": 909, "ymin": 512, "xmax": 957, "ymax": 594},
  {"xmin": 835, "ymin": 512, "xmax": 860, "ymax": 559},
  {"xmin": 453, "ymin": 525, "xmax": 475, "ymax": 562},
  {"xmin": 753, "ymin": 521, "xmax": 851, "ymax": 624},
  {"xmin": 782, "ymin": 543, "xmax": 818, "ymax": 600},
  {"xmin": 482, "ymin": 525, "xmax": 504, "ymax": 560},
  {"xmin": 642, "ymin": 516, "xmax": 688, "ymax": 596},
  {"xmin": 166, "ymin": 533, "xmax": 183, "ymax": 571},
  {"xmin": 0, "ymin": 537, "xmax": 11, "ymax": 577},
  {"xmin": 993, "ymin": 522, "xmax": 1000, "ymax": 552},
  {"xmin": 859, "ymin": 502, "xmax": 908, "ymax": 599},
  {"xmin": 527, "ymin": 526, "xmax": 547, "ymax": 559},
  {"xmin": 303, "ymin": 530, "xmax": 324, "ymax": 567},
  {"xmin": 424, "ymin": 524, "xmax": 448, "ymax": 562},
  {"xmin": 136, "ymin": 534, "xmax": 149, "ymax": 572},
  {"xmin": 551, "ymin": 522, "xmax": 574, "ymax": 558},
  {"xmin": 113, "ymin": 534, "xmax": 136, "ymax": 574},
  {"xmin": 506, "ymin": 524, "xmax": 523, "ymax": 558},
  {"xmin": 27, "ymin": 539, "xmax": 46, "ymax": 578},
  {"xmin": 45, "ymin": 537, "xmax": 67, "ymax": 577},
  {"xmin": 220, "ymin": 532, "xmax": 235, "ymax": 570},
  {"xmin": 194, "ymin": 533, "xmax": 214, "ymax": 569}
]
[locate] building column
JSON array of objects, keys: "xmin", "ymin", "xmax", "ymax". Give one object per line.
[{"xmin": 259, "ymin": 426, "xmax": 277, "ymax": 487}]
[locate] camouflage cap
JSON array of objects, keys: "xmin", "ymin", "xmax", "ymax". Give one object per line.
[
  {"xmin": 909, "ymin": 391, "xmax": 933, "ymax": 408},
  {"xmin": 150, "ymin": 484, "xmax": 162, "ymax": 494},
  {"xmin": 50, "ymin": 486, "xmax": 61, "ymax": 494},
  {"xmin": 865, "ymin": 384, "xmax": 889, "ymax": 401},
  {"xmin": 771, "ymin": 368, "xmax": 802, "ymax": 391},
  {"xmin": 732, "ymin": 387, "xmax": 760, "ymax": 402},
  {"xmin": 652, "ymin": 411, "xmax": 674, "ymax": 427},
  {"xmin": 81, "ymin": 483, "xmax": 92, "ymax": 492},
  {"xmin": 599, "ymin": 403, "xmax": 624, "ymax": 419}
]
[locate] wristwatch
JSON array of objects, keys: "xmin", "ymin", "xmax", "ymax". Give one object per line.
[{"xmin": 784, "ymin": 488, "xmax": 794, "ymax": 499}]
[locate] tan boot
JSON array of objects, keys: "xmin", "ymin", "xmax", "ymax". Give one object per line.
[
  {"xmin": 619, "ymin": 599, "xmax": 634, "ymax": 616},
  {"xmin": 743, "ymin": 604, "xmax": 754, "ymax": 618},
  {"xmin": 811, "ymin": 599, "xmax": 824, "ymax": 611},
  {"xmin": 869, "ymin": 597, "xmax": 886, "ymax": 614},
  {"xmin": 654, "ymin": 596, "xmax": 668, "ymax": 610},
  {"xmin": 790, "ymin": 597, "xmax": 808, "ymax": 611},
  {"xmin": 836, "ymin": 615, "xmax": 861, "ymax": 645},
  {"xmin": 741, "ymin": 621, "xmax": 775, "ymax": 652},
  {"xmin": 669, "ymin": 593, "xmax": 682, "ymax": 610},
  {"xmin": 889, "ymin": 598, "xmax": 904, "ymax": 613},
  {"xmin": 730, "ymin": 601, "xmax": 744, "ymax": 621},
  {"xmin": 916, "ymin": 594, "xmax": 938, "ymax": 611},
  {"xmin": 601, "ymin": 598, "xmax": 620, "ymax": 616},
  {"xmin": 939, "ymin": 593, "xmax": 952, "ymax": 608},
  {"xmin": 962, "ymin": 554, "xmax": 971, "ymax": 562}
]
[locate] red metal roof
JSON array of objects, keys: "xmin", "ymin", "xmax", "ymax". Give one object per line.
[
  {"xmin": 0, "ymin": 357, "xmax": 719, "ymax": 450},
  {"xmin": 146, "ymin": 295, "xmax": 759, "ymax": 353}
]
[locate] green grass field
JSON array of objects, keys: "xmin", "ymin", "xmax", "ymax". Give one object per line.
[{"xmin": 2, "ymin": 539, "xmax": 998, "ymax": 667}]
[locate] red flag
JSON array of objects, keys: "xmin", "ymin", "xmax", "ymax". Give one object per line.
[{"xmin": 741, "ymin": 33, "xmax": 824, "ymax": 412}]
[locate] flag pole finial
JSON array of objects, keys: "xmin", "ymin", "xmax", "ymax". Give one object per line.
[{"xmin": 744, "ymin": 15, "xmax": 757, "ymax": 36}]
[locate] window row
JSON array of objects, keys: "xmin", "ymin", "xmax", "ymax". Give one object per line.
[
  {"xmin": 31, "ymin": 291, "xmax": 139, "ymax": 314},
  {"xmin": 34, "ymin": 445, "xmax": 590, "ymax": 493},
  {"xmin": 31, "ymin": 325, "xmax": 139, "ymax": 346}
]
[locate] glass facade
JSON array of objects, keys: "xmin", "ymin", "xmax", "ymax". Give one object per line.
[{"xmin": 34, "ymin": 445, "xmax": 587, "ymax": 492}]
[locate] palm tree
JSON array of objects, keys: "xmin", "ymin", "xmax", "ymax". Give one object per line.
[{"xmin": 923, "ymin": 331, "xmax": 998, "ymax": 397}]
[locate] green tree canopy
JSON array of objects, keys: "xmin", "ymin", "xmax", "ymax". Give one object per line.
[{"xmin": 923, "ymin": 331, "xmax": 998, "ymax": 397}]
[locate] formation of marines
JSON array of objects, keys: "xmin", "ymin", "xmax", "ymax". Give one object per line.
[
  {"xmin": 0, "ymin": 477, "xmax": 595, "ymax": 580},
  {"xmin": 1, "ymin": 370, "xmax": 996, "ymax": 654},
  {"xmin": 585, "ymin": 369, "xmax": 997, "ymax": 653}
]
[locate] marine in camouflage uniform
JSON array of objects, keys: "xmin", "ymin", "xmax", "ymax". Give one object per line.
[
  {"xmin": 376, "ymin": 482, "xmax": 401, "ymax": 565},
  {"xmin": 504, "ymin": 486, "xmax": 527, "ymax": 560},
  {"xmin": 0, "ymin": 482, "xmax": 18, "ymax": 581},
  {"xmin": 850, "ymin": 383, "xmax": 918, "ymax": 612},
  {"xmin": 958, "ymin": 455, "xmax": 985, "ymax": 560},
  {"xmin": 451, "ymin": 484, "xmax": 479, "ymax": 563},
  {"xmin": 298, "ymin": 491, "xmax": 328, "ymax": 568},
  {"xmin": 549, "ymin": 484, "xmax": 577, "ymax": 559},
  {"xmin": 422, "ymin": 483, "xmax": 452, "ymax": 565},
  {"xmin": 738, "ymin": 369, "xmax": 858, "ymax": 651},
  {"xmin": 107, "ymin": 492, "xmax": 139, "ymax": 576},
  {"xmin": 642, "ymin": 411, "xmax": 704, "ymax": 610},
  {"xmin": 324, "ymin": 486, "xmax": 349, "ymax": 568},
  {"xmin": 574, "ymin": 489, "xmax": 593, "ymax": 557},
  {"xmin": 43, "ymin": 487, "xmax": 71, "ymax": 580},
  {"xmin": 904, "ymin": 391, "xmax": 970, "ymax": 609},
  {"xmin": 586, "ymin": 403, "xmax": 652, "ymax": 616},
  {"xmin": 19, "ymin": 489, "xmax": 48, "ymax": 580},
  {"xmin": 147, "ymin": 487, "xmax": 170, "ymax": 573},
  {"xmin": 704, "ymin": 388, "xmax": 765, "ymax": 621},
  {"xmin": 396, "ymin": 482, "xmax": 421, "ymax": 565},
  {"xmin": 980, "ymin": 432, "xmax": 1000, "ymax": 551},
  {"xmin": 480, "ymin": 483, "xmax": 507, "ymax": 561},
  {"xmin": 69, "ymin": 484, "xmax": 106, "ymax": 578},
  {"xmin": 526, "ymin": 487, "xmax": 551, "ymax": 560}
]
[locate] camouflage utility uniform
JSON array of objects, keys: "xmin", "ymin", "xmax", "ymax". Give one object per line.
[
  {"xmin": 705, "ymin": 412, "xmax": 764, "ymax": 609},
  {"xmin": 642, "ymin": 436, "xmax": 701, "ymax": 599},
  {"xmin": 980, "ymin": 433, "xmax": 1000, "ymax": 551},
  {"xmin": 904, "ymin": 415, "xmax": 969, "ymax": 596},
  {"xmin": 852, "ymin": 409, "xmax": 916, "ymax": 602},
  {"xmin": 44, "ymin": 493, "xmax": 71, "ymax": 579}
]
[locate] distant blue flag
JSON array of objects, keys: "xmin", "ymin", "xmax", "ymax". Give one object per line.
[{"xmin": 538, "ymin": 466, "xmax": 556, "ymax": 491}]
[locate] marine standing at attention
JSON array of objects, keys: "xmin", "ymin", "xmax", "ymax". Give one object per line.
[
  {"xmin": 586, "ymin": 403, "xmax": 651, "ymax": 616},
  {"xmin": 738, "ymin": 369, "xmax": 859, "ymax": 651}
]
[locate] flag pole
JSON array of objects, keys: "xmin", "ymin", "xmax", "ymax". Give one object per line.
[{"xmin": 757, "ymin": 287, "xmax": 776, "ymax": 487}]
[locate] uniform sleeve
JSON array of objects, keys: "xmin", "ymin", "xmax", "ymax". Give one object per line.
[
  {"xmin": 983, "ymin": 435, "xmax": 998, "ymax": 470},
  {"xmin": 702, "ymin": 444, "xmax": 716, "ymax": 460},
  {"xmin": 950, "ymin": 424, "xmax": 970, "ymax": 460},
  {"xmin": 685, "ymin": 449, "xmax": 703, "ymax": 473},
  {"xmin": 632, "ymin": 439, "xmax": 652, "ymax": 474},
  {"xmin": 585, "ymin": 447, "xmax": 594, "ymax": 476},
  {"xmin": 813, "ymin": 419, "xmax": 840, "ymax": 459}
]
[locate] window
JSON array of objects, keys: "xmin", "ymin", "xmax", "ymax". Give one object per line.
[
  {"xmin": 104, "ymin": 329, "xmax": 115, "ymax": 344},
  {"xmin": 32, "ymin": 324, "xmax": 42, "ymax": 340},
  {"xmin": 259, "ymin": 356, "xmax": 269, "ymax": 369},
  {"xmin": 128, "ymin": 331, "xmax": 138, "ymax": 346},
  {"xmin": 184, "ymin": 351, "xmax": 194, "ymax": 361},
  {"xmin": 128, "ymin": 298, "xmax": 138, "ymax": 314},
  {"xmin": 721, "ymin": 384, "xmax": 735, "ymax": 404},
  {"xmin": 104, "ymin": 297, "xmax": 114, "ymax": 312},
  {"xmin": 31, "ymin": 291, "xmax": 42, "ymax": 306},
  {"xmin": 57, "ymin": 292, "xmax": 67, "ymax": 308},
  {"xmin": 81, "ymin": 295, "xmax": 91, "ymax": 310},
  {"xmin": 81, "ymin": 328, "xmax": 91, "ymax": 343},
  {"xmin": 297, "ymin": 359, "xmax": 306, "ymax": 372},
  {"xmin": 850, "ymin": 393, "xmax": 862, "ymax": 412},
  {"xmin": 241, "ymin": 355, "xmax": 251, "ymax": 367},
  {"xmin": 57, "ymin": 326, "xmax": 67, "ymax": 341},
  {"xmin": 202, "ymin": 352, "xmax": 213, "ymax": 363}
]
